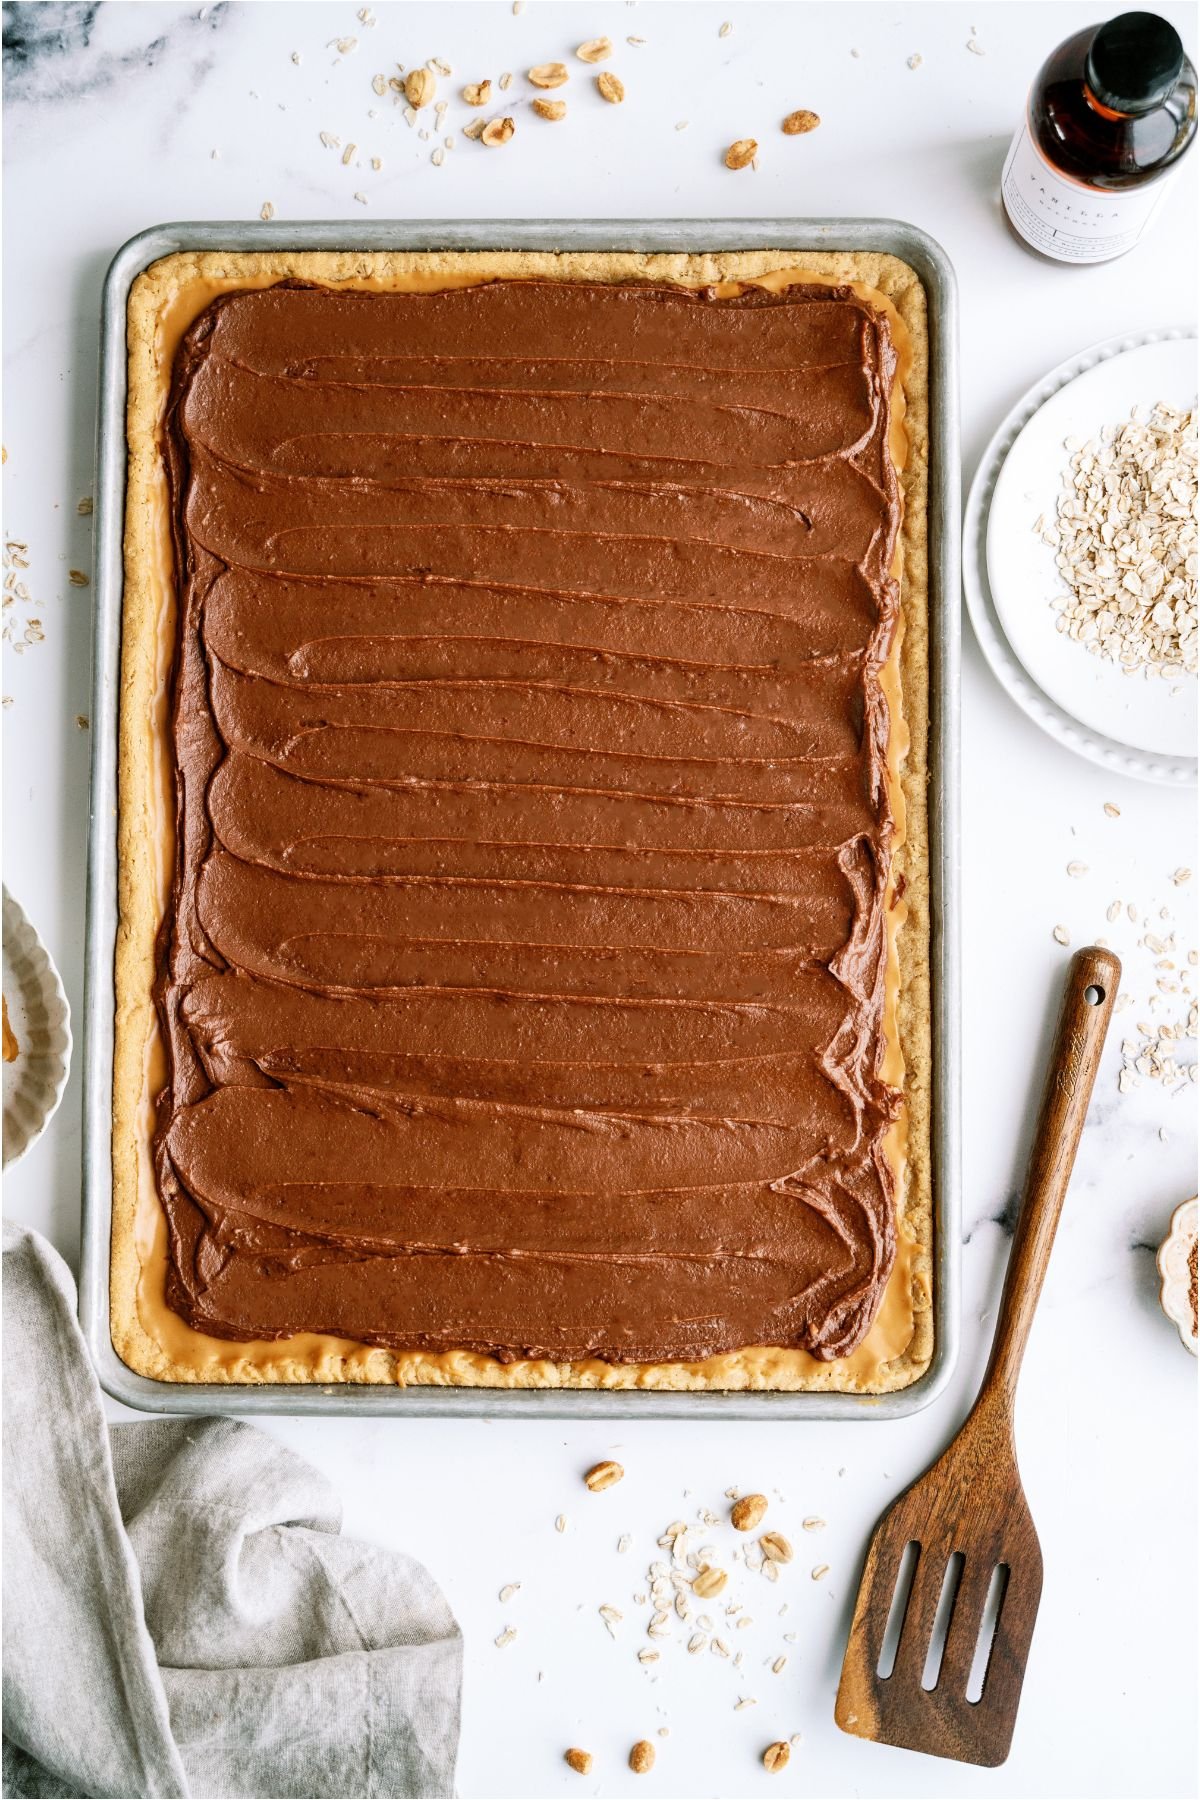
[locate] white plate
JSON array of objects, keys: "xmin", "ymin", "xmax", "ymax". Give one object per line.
[
  {"xmin": 964, "ymin": 327, "xmax": 1197, "ymax": 786},
  {"xmin": 988, "ymin": 338, "xmax": 1196, "ymax": 758},
  {"xmin": 2, "ymin": 888, "xmax": 72, "ymax": 1167}
]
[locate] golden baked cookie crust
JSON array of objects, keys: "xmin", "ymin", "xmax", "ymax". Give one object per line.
[{"xmin": 112, "ymin": 248, "xmax": 932, "ymax": 1390}]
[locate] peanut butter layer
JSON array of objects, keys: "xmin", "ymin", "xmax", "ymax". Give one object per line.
[{"xmin": 157, "ymin": 277, "xmax": 904, "ymax": 1364}]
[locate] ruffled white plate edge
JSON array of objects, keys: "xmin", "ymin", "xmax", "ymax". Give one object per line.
[
  {"xmin": 2, "ymin": 887, "xmax": 73, "ymax": 1168},
  {"xmin": 963, "ymin": 325, "xmax": 1197, "ymax": 788},
  {"xmin": 1156, "ymin": 1196, "xmax": 1197, "ymax": 1357}
]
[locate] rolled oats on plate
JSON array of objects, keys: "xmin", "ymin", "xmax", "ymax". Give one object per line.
[{"xmin": 1047, "ymin": 403, "xmax": 1197, "ymax": 678}]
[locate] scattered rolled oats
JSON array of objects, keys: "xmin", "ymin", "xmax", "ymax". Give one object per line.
[
  {"xmin": 687, "ymin": 1631, "xmax": 707, "ymax": 1654},
  {"xmin": 802, "ymin": 1516, "xmax": 826, "ymax": 1531},
  {"xmin": 724, "ymin": 138, "xmax": 757, "ymax": 169},
  {"xmin": 597, "ymin": 71, "xmax": 625, "ymax": 103},
  {"xmin": 494, "ymin": 1626, "xmax": 517, "ymax": 1648},
  {"xmin": 532, "ymin": 98, "xmax": 567, "ymax": 120},
  {"xmin": 576, "ymin": 37, "xmax": 612, "ymax": 62},
  {"xmin": 529, "ymin": 61, "xmax": 569, "ymax": 88},
  {"xmin": 77, "ymin": 498, "xmax": 93, "ymax": 516},
  {"xmin": 371, "ymin": 72, "xmax": 387, "ymax": 96},
  {"xmin": 259, "ymin": 201, "xmax": 275, "ymax": 221},
  {"xmin": 811, "ymin": 1563, "xmax": 830, "ymax": 1581},
  {"xmin": 1067, "ymin": 861, "xmax": 1088, "ymax": 878},
  {"xmin": 555, "ymin": 1513, "xmax": 567, "ymax": 1532},
  {"xmin": 1053, "ymin": 924, "xmax": 1070, "ymax": 946},
  {"xmin": 498, "ymin": 1582, "xmax": 520, "ymax": 1602},
  {"xmin": 719, "ymin": 20, "xmax": 733, "ymax": 37},
  {"xmin": 772, "ymin": 1654, "xmax": 788, "ymax": 1673},
  {"xmin": 599, "ymin": 1604, "xmax": 623, "ymax": 1636},
  {"xmin": 782, "ymin": 109, "xmax": 820, "ymax": 134},
  {"xmin": 1172, "ymin": 868, "xmax": 1192, "ymax": 885},
  {"xmin": 498, "ymin": 71, "xmax": 513, "ymax": 90},
  {"xmin": 1104, "ymin": 801, "xmax": 1121, "ymax": 817},
  {"xmin": 618, "ymin": 1533, "xmax": 633, "ymax": 1553},
  {"xmin": 67, "ymin": 570, "xmax": 88, "ymax": 587},
  {"xmin": 907, "ymin": 52, "xmax": 923, "ymax": 69},
  {"xmin": 735, "ymin": 1696, "xmax": 757, "ymax": 1710},
  {"xmin": 341, "ymin": 141, "xmax": 356, "ymax": 164},
  {"xmin": 638, "ymin": 1647, "xmax": 659, "ymax": 1663}
]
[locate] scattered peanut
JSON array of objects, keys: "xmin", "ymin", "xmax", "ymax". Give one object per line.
[
  {"xmin": 481, "ymin": 117, "xmax": 515, "ymax": 147},
  {"xmin": 692, "ymin": 1563, "xmax": 729, "ymax": 1599},
  {"xmin": 763, "ymin": 1741, "xmax": 791, "ymax": 1773},
  {"xmin": 629, "ymin": 1740, "xmax": 656, "ymax": 1775},
  {"xmin": 759, "ymin": 1532, "xmax": 793, "ymax": 1564},
  {"xmin": 731, "ymin": 1493, "xmax": 768, "ymax": 1532},
  {"xmin": 782, "ymin": 109, "xmax": 820, "ymax": 133},
  {"xmin": 532, "ymin": 97, "xmax": 567, "ymax": 120},
  {"xmin": 576, "ymin": 36, "xmax": 612, "ymax": 62},
  {"xmin": 565, "ymin": 1749, "xmax": 593, "ymax": 1776},
  {"xmin": 597, "ymin": 70, "xmax": 625, "ymax": 103},
  {"xmin": 404, "ymin": 67, "xmax": 435, "ymax": 107},
  {"xmin": 529, "ymin": 61, "xmax": 568, "ymax": 88},
  {"xmin": 724, "ymin": 138, "xmax": 757, "ymax": 169},
  {"xmin": 584, "ymin": 1459, "xmax": 624, "ymax": 1491},
  {"xmin": 461, "ymin": 80, "xmax": 491, "ymax": 106}
]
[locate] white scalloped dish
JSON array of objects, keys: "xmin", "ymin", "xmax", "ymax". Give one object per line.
[
  {"xmin": 1157, "ymin": 1197, "xmax": 1197, "ymax": 1357},
  {"xmin": 965, "ymin": 327, "xmax": 1197, "ymax": 786},
  {"xmin": 2, "ymin": 888, "xmax": 72, "ymax": 1168}
]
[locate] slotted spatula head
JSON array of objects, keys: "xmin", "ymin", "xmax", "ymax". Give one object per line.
[{"xmin": 835, "ymin": 1398, "xmax": 1043, "ymax": 1766}]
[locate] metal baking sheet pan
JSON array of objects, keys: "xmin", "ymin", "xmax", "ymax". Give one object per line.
[{"xmin": 81, "ymin": 218, "xmax": 960, "ymax": 1418}]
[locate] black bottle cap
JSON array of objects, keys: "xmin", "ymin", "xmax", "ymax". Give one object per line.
[{"xmin": 1086, "ymin": 11, "xmax": 1184, "ymax": 113}]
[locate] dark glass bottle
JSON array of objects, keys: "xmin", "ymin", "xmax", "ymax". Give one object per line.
[{"xmin": 1002, "ymin": 11, "xmax": 1197, "ymax": 264}]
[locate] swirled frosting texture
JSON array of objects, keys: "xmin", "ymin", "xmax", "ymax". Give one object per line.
[{"xmin": 157, "ymin": 278, "xmax": 903, "ymax": 1363}]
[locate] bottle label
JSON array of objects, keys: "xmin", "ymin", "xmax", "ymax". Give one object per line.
[{"xmin": 1001, "ymin": 119, "xmax": 1177, "ymax": 262}]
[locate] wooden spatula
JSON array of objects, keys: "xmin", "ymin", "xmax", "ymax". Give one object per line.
[{"xmin": 836, "ymin": 945, "xmax": 1121, "ymax": 1767}]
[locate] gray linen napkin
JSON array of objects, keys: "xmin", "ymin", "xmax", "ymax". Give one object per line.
[{"xmin": 2, "ymin": 1222, "xmax": 462, "ymax": 1800}]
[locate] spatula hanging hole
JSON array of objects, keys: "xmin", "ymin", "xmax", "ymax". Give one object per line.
[
  {"xmin": 1084, "ymin": 985, "xmax": 1105, "ymax": 1005},
  {"xmin": 920, "ymin": 1551, "xmax": 965, "ymax": 1691},
  {"xmin": 876, "ymin": 1540, "xmax": 920, "ymax": 1679},
  {"xmin": 966, "ymin": 1563, "xmax": 1010, "ymax": 1703}
]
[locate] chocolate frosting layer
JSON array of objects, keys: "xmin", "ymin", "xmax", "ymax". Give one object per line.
[{"xmin": 157, "ymin": 277, "xmax": 903, "ymax": 1363}]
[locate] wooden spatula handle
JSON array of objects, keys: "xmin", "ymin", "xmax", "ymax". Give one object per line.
[{"xmin": 980, "ymin": 945, "xmax": 1121, "ymax": 1414}]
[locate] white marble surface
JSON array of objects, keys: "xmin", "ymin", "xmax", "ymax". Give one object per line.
[{"xmin": 3, "ymin": 3, "xmax": 1197, "ymax": 1795}]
